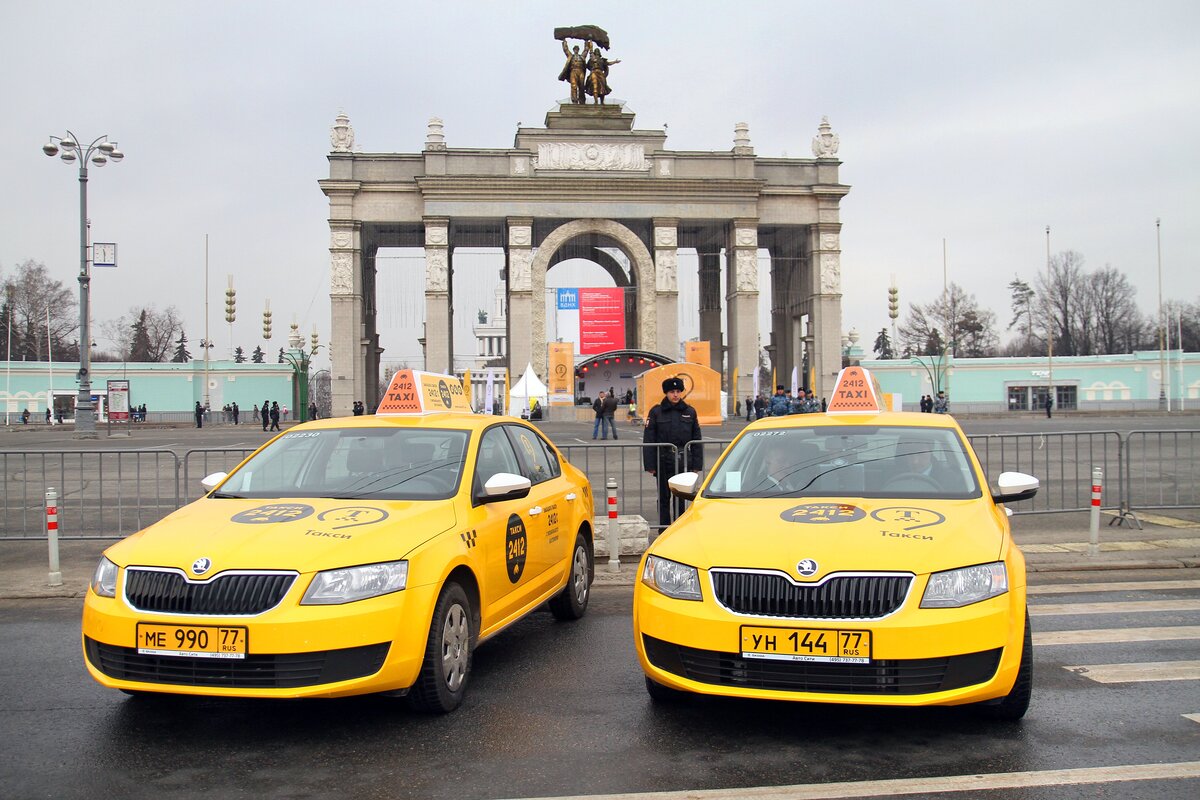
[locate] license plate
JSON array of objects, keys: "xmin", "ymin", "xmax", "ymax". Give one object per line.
[
  {"xmin": 740, "ymin": 625, "xmax": 871, "ymax": 663},
  {"xmin": 136, "ymin": 623, "xmax": 247, "ymax": 659}
]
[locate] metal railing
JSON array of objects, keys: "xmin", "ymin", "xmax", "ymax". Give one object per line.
[{"xmin": 2, "ymin": 431, "xmax": 1198, "ymax": 539}]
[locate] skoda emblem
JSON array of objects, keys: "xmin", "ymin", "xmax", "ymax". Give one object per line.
[
  {"xmin": 796, "ymin": 558, "xmax": 819, "ymax": 578},
  {"xmin": 191, "ymin": 557, "xmax": 212, "ymax": 576}
]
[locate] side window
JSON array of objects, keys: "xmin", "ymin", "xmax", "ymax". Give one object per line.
[
  {"xmin": 475, "ymin": 426, "xmax": 522, "ymax": 491},
  {"xmin": 536, "ymin": 433, "xmax": 562, "ymax": 479},
  {"xmin": 507, "ymin": 424, "xmax": 557, "ymax": 485}
]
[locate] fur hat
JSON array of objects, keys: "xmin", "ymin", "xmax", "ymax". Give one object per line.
[{"xmin": 662, "ymin": 377, "xmax": 685, "ymax": 393}]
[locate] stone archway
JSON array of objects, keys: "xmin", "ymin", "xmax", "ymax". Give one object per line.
[{"xmin": 528, "ymin": 219, "xmax": 657, "ymax": 379}]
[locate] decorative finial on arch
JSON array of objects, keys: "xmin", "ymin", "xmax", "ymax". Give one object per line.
[
  {"xmin": 812, "ymin": 116, "xmax": 839, "ymax": 158},
  {"xmin": 426, "ymin": 117, "xmax": 446, "ymax": 151},
  {"xmin": 330, "ymin": 111, "xmax": 354, "ymax": 153}
]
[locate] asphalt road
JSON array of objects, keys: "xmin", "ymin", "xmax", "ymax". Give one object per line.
[{"xmin": 2, "ymin": 568, "xmax": 1197, "ymax": 800}]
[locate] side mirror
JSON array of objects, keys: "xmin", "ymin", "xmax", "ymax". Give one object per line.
[
  {"xmin": 480, "ymin": 472, "xmax": 532, "ymax": 503},
  {"xmin": 201, "ymin": 472, "xmax": 228, "ymax": 493},
  {"xmin": 992, "ymin": 471, "xmax": 1039, "ymax": 504},
  {"xmin": 668, "ymin": 472, "xmax": 700, "ymax": 501}
]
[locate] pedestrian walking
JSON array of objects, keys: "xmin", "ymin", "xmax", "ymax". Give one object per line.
[
  {"xmin": 1045, "ymin": 394, "xmax": 1053, "ymax": 418},
  {"xmin": 45, "ymin": 408, "xmax": 51, "ymax": 424},
  {"xmin": 269, "ymin": 401, "xmax": 281, "ymax": 431},
  {"xmin": 934, "ymin": 391, "xmax": 949, "ymax": 414},
  {"xmin": 308, "ymin": 401, "xmax": 318, "ymax": 421},
  {"xmin": 754, "ymin": 394, "xmax": 766, "ymax": 420},
  {"xmin": 232, "ymin": 402, "xmax": 240, "ymax": 425},
  {"xmin": 253, "ymin": 404, "xmax": 260, "ymax": 422},
  {"xmin": 643, "ymin": 377, "xmax": 703, "ymax": 528},
  {"xmin": 603, "ymin": 390, "xmax": 619, "ymax": 440},
  {"xmin": 745, "ymin": 395, "xmax": 753, "ymax": 422},
  {"xmin": 194, "ymin": 401, "xmax": 204, "ymax": 429},
  {"xmin": 769, "ymin": 385, "xmax": 789, "ymax": 416},
  {"xmin": 262, "ymin": 399, "xmax": 270, "ymax": 431}
]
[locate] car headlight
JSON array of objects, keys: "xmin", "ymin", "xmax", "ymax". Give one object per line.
[
  {"xmin": 921, "ymin": 562, "xmax": 1008, "ymax": 608},
  {"xmin": 641, "ymin": 555, "xmax": 702, "ymax": 601},
  {"xmin": 91, "ymin": 556, "xmax": 118, "ymax": 598},
  {"xmin": 301, "ymin": 560, "xmax": 409, "ymax": 605}
]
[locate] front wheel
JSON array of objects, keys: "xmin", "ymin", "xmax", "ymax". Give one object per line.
[
  {"xmin": 977, "ymin": 609, "xmax": 1033, "ymax": 720},
  {"xmin": 407, "ymin": 581, "xmax": 473, "ymax": 714},
  {"xmin": 549, "ymin": 532, "xmax": 593, "ymax": 621}
]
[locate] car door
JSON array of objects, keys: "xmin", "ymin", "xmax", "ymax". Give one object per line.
[
  {"xmin": 504, "ymin": 423, "xmax": 572, "ymax": 590},
  {"xmin": 466, "ymin": 424, "xmax": 543, "ymax": 632}
]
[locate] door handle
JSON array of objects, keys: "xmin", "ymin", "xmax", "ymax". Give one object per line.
[
  {"xmin": 529, "ymin": 506, "xmax": 543, "ymax": 516},
  {"xmin": 565, "ymin": 493, "xmax": 577, "ymax": 501}
]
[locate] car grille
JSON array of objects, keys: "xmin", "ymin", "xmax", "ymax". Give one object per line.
[
  {"xmin": 85, "ymin": 638, "xmax": 389, "ymax": 689},
  {"xmin": 124, "ymin": 568, "xmax": 297, "ymax": 615},
  {"xmin": 711, "ymin": 570, "xmax": 911, "ymax": 619},
  {"xmin": 643, "ymin": 635, "xmax": 1001, "ymax": 695}
]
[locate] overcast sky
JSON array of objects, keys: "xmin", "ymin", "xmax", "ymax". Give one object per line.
[{"xmin": 3, "ymin": 0, "xmax": 1197, "ymax": 370}]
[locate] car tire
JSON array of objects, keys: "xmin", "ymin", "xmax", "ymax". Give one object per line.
[
  {"xmin": 548, "ymin": 531, "xmax": 593, "ymax": 621},
  {"xmin": 977, "ymin": 608, "xmax": 1033, "ymax": 720},
  {"xmin": 644, "ymin": 675, "xmax": 689, "ymax": 704},
  {"xmin": 407, "ymin": 581, "xmax": 473, "ymax": 714}
]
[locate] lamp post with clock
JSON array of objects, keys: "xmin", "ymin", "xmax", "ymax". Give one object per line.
[{"xmin": 41, "ymin": 131, "xmax": 124, "ymax": 437}]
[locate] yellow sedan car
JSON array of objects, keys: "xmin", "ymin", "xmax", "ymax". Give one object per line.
[
  {"xmin": 83, "ymin": 371, "xmax": 595, "ymax": 713},
  {"xmin": 634, "ymin": 367, "xmax": 1038, "ymax": 719}
]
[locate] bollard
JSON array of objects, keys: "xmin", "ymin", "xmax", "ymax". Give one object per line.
[
  {"xmin": 46, "ymin": 487, "xmax": 62, "ymax": 587},
  {"xmin": 606, "ymin": 477, "xmax": 620, "ymax": 573},
  {"xmin": 1087, "ymin": 467, "xmax": 1103, "ymax": 557}
]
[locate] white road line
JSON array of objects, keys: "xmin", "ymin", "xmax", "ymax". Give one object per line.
[
  {"xmin": 1184, "ymin": 713, "xmax": 1200, "ymax": 725},
  {"xmin": 1065, "ymin": 660, "xmax": 1200, "ymax": 683},
  {"xmin": 1028, "ymin": 579, "xmax": 1200, "ymax": 595},
  {"xmin": 500, "ymin": 761, "xmax": 1200, "ymax": 800},
  {"xmin": 1029, "ymin": 599, "xmax": 1200, "ymax": 616},
  {"xmin": 1035, "ymin": 625, "xmax": 1200, "ymax": 646}
]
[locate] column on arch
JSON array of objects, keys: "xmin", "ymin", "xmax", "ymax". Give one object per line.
[
  {"xmin": 808, "ymin": 225, "xmax": 844, "ymax": 401},
  {"xmin": 653, "ymin": 219, "xmax": 680, "ymax": 359},
  {"xmin": 768, "ymin": 230, "xmax": 805, "ymax": 391},
  {"xmin": 726, "ymin": 220, "xmax": 760, "ymax": 407},
  {"xmin": 697, "ymin": 243, "xmax": 723, "ymax": 375},
  {"xmin": 423, "ymin": 217, "xmax": 451, "ymax": 373},
  {"xmin": 329, "ymin": 222, "xmax": 362, "ymax": 417},
  {"xmin": 505, "ymin": 218, "xmax": 534, "ymax": 382}
]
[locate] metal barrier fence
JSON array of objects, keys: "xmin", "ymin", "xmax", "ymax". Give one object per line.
[{"xmin": 2, "ymin": 430, "xmax": 1197, "ymax": 539}]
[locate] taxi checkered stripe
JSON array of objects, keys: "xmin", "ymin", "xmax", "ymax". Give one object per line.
[{"xmin": 460, "ymin": 529, "xmax": 478, "ymax": 548}]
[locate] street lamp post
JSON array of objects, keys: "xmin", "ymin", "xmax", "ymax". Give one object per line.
[
  {"xmin": 42, "ymin": 131, "xmax": 124, "ymax": 438},
  {"xmin": 280, "ymin": 323, "xmax": 322, "ymax": 423}
]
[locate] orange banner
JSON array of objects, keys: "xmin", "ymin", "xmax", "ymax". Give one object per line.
[
  {"xmin": 548, "ymin": 342, "xmax": 575, "ymax": 406},
  {"xmin": 683, "ymin": 341, "xmax": 710, "ymax": 366}
]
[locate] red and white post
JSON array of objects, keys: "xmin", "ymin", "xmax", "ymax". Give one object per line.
[
  {"xmin": 1088, "ymin": 467, "xmax": 1103, "ymax": 557},
  {"xmin": 606, "ymin": 477, "xmax": 620, "ymax": 573},
  {"xmin": 46, "ymin": 487, "xmax": 62, "ymax": 587}
]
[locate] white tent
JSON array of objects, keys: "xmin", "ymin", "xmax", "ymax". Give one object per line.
[{"xmin": 508, "ymin": 363, "xmax": 548, "ymax": 415}]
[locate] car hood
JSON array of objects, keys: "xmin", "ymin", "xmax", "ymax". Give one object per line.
[
  {"xmin": 104, "ymin": 497, "xmax": 457, "ymax": 575},
  {"xmin": 653, "ymin": 496, "xmax": 1005, "ymax": 579}
]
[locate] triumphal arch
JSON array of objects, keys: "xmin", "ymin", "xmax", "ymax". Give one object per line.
[{"xmin": 319, "ymin": 28, "xmax": 849, "ymax": 414}]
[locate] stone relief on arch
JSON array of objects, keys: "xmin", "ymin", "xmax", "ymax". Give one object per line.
[
  {"xmin": 425, "ymin": 249, "xmax": 448, "ymax": 292},
  {"xmin": 330, "ymin": 253, "xmax": 354, "ymax": 294},
  {"xmin": 820, "ymin": 253, "xmax": 841, "ymax": 294}
]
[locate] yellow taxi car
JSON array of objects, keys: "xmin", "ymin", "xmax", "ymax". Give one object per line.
[
  {"xmin": 83, "ymin": 370, "xmax": 595, "ymax": 713},
  {"xmin": 634, "ymin": 366, "xmax": 1039, "ymax": 719}
]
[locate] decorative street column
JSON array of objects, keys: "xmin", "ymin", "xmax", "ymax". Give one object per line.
[
  {"xmin": 653, "ymin": 219, "xmax": 679, "ymax": 358},
  {"xmin": 424, "ymin": 217, "xmax": 451, "ymax": 373},
  {"xmin": 506, "ymin": 218, "xmax": 534, "ymax": 378},
  {"xmin": 727, "ymin": 220, "xmax": 760, "ymax": 405}
]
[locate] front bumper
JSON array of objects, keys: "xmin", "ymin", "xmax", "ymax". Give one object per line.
[
  {"xmin": 633, "ymin": 569, "xmax": 1026, "ymax": 707},
  {"xmin": 81, "ymin": 574, "xmax": 440, "ymax": 699}
]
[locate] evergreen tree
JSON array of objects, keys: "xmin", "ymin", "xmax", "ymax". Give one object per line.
[
  {"xmin": 873, "ymin": 328, "xmax": 895, "ymax": 359},
  {"xmin": 172, "ymin": 331, "xmax": 192, "ymax": 362},
  {"xmin": 234, "ymin": 346, "xmax": 246, "ymax": 363},
  {"xmin": 251, "ymin": 345, "xmax": 265, "ymax": 364},
  {"xmin": 278, "ymin": 347, "xmax": 285, "ymax": 364},
  {"xmin": 0, "ymin": 298, "xmax": 19, "ymax": 361},
  {"xmin": 129, "ymin": 310, "xmax": 154, "ymax": 362}
]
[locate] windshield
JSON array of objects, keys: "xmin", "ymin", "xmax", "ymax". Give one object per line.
[
  {"xmin": 213, "ymin": 427, "xmax": 470, "ymax": 500},
  {"xmin": 703, "ymin": 425, "xmax": 981, "ymax": 500}
]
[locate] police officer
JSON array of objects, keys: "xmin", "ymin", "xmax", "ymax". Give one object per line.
[{"xmin": 643, "ymin": 377, "xmax": 703, "ymax": 528}]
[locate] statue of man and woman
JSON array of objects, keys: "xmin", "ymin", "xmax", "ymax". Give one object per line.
[{"xmin": 559, "ymin": 38, "xmax": 620, "ymax": 105}]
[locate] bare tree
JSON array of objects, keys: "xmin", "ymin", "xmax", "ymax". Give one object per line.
[
  {"xmin": 2, "ymin": 260, "xmax": 77, "ymax": 361},
  {"xmin": 1035, "ymin": 251, "xmax": 1087, "ymax": 357},
  {"xmin": 1086, "ymin": 265, "xmax": 1145, "ymax": 355},
  {"xmin": 99, "ymin": 305, "xmax": 184, "ymax": 362},
  {"xmin": 898, "ymin": 282, "xmax": 998, "ymax": 358}
]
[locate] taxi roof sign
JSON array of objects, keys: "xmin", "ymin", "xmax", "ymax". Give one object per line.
[
  {"xmin": 377, "ymin": 369, "xmax": 471, "ymax": 415},
  {"xmin": 826, "ymin": 365, "xmax": 884, "ymax": 415}
]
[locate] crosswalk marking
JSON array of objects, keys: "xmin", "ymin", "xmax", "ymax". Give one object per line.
[
  {"xmin": 1029, "ymin": 599, "xmax": 1200, "ymax": 616},
  {"xmin": 1066, "ymin": 660, "xmax": 1200, "ymax": 683},
  {"xmin": 1028, "ymin": 579, "xmax": 1200, "ymax": 595},
  {"xmin": 1035, "ymin": 625, "xmax": 1200, "ymax": 646},
  {"xmin": 508, "ymin": 761, "xmax": 1200, "ymax": 800}
]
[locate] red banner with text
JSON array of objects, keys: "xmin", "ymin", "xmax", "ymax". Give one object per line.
[{"xmin": 579, "ymin": 288, "xmax": 625, "ymax": 355}]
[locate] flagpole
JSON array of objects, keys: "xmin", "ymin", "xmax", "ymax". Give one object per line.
[{"xmin": 47, "ymin": 307, "xmax": 55, "ymax": 424}]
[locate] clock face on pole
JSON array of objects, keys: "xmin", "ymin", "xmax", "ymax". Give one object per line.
[{"xmin": 93, "ymin": 243, "xmax": 116, "ymax": 266}]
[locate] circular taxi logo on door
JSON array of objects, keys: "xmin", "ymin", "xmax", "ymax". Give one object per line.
[{"xmin": 505, "ymin": 513, "xmax": 528, "ymax": 583}]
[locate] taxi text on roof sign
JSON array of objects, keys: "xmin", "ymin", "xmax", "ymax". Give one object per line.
[
  {"xmin": 826, "ymin": 365, "xmax": 884, "ymax": 415},
  {"xmin": 377, "ymin": 369, "xmax": 471, "ymax": 415}
]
